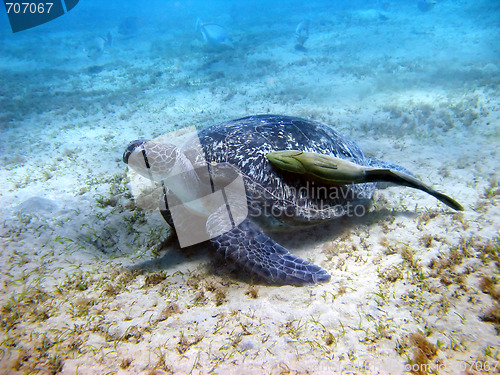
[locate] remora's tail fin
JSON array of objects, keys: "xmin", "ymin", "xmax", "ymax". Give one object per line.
[
  {"xmin": 267, "ymin": 151, "xmax": 464, "ymax": 212},
  {"xmin": 365, "ymin": 169, "xmax": 464, "ymax": 211}
]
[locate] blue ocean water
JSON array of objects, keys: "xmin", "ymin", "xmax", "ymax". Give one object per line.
[
  {"xmin": 0, "ymin": 0, "xmax": 499, "ymax": 373},
  {"xmin": 0, "ymin": 0, "xmax": 498, "ymax": 121}
]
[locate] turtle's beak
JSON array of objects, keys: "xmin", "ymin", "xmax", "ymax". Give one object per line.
[{"xmin": 123, "ymin": 140, "xmax": 146, "ymax": 164}]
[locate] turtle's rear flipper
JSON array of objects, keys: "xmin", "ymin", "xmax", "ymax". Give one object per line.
[{"xmin": 209, "ymin": 219, "xmax": 331, "ymax": 285}]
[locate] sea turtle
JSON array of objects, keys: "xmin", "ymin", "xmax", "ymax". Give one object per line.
[{"xmin": 123, "ymin": 115, "xmax": 463, "ymax": 285}]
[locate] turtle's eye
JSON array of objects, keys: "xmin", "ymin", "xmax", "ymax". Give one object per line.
[{"xmin": 123, "ymin": 140, "xmax": 146, "ymax": 164}]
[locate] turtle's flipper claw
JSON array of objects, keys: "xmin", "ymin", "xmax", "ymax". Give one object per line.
[{"xmin": 209, "ymin": 219, "xmax": 330, "ymax": 285}]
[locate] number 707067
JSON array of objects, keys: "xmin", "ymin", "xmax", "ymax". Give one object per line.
[{"xmin": 5, "ymin": 3, "xmax": 53, "ymax": 14}]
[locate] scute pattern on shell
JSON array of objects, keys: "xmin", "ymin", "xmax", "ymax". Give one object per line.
[{"xmin": 190, "ymin": 114, "xmax": 376, "ymax": 225}]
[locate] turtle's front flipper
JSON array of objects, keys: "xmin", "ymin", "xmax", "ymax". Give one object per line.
[
  {"xmin": 267, "ymin": 150, "xmax": 463, "ymax": 211},
  {"xmin": 209, "ymin": 219, "xmax": 331, "ymax": 285}
]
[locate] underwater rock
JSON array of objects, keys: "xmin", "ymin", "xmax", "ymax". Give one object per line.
[
  {"xmin": 86, "ymin": 65, "xmax": 104, "ymax": 74},
  {"xmin": 417, "ymin": 0, "xmax": 437, "ymax": 12},
  {"xmin": 195, "ymin": 18, "xmax": 233, "ymax": 49},
  {"xmin": 16, "ymin": 197, "xmax": 59, "ymax": 216}
]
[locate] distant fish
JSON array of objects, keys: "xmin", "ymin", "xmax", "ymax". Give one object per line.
[
  {"xmin": 118, "ymin": 16, "xmax": 142, "ymax": 36},
  {"xmin": 351, "ymin": 9, "xmax": 389, "ymax": 23},
  {"xmin": 378, "ymin": 0, "xmax": 390, "ymax": 11},
  {"xmin": 86, "ymin": 36, "xmax": 105, "ymax": 60},
  {"xmin": 196, "ymin": 18, "xmax": 233, "ymax": 49},
  {"xmin": 105, "ymin": 30, "xmax": 113, "ymax": 47},
  {"xmin": 86, "ymin": 32, "xmax": 113, "ymax": 60},
  {"xmin": 417, "ymin": 0, "xmax": 437, "ymax": 12},
  {"xmin": 294, "ymin": 20, "xmax": 309, "ymax": 51}
]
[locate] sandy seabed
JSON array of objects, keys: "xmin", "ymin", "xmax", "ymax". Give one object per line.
[{"xmin": 1, "ymin": 1, "xmax": 499, "ymax": 374}]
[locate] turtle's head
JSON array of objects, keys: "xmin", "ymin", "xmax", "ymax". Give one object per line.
[
  {"xmin": 266, "ymin": 150, "xmax": 307, "ymax": 174},
  {"xmin": 123, "ymin": 139, "xmax": 147, "ymax": 164},
  {"xmin": 123, "ymin": 140, "xmax": 179, "ymax": 181}
]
